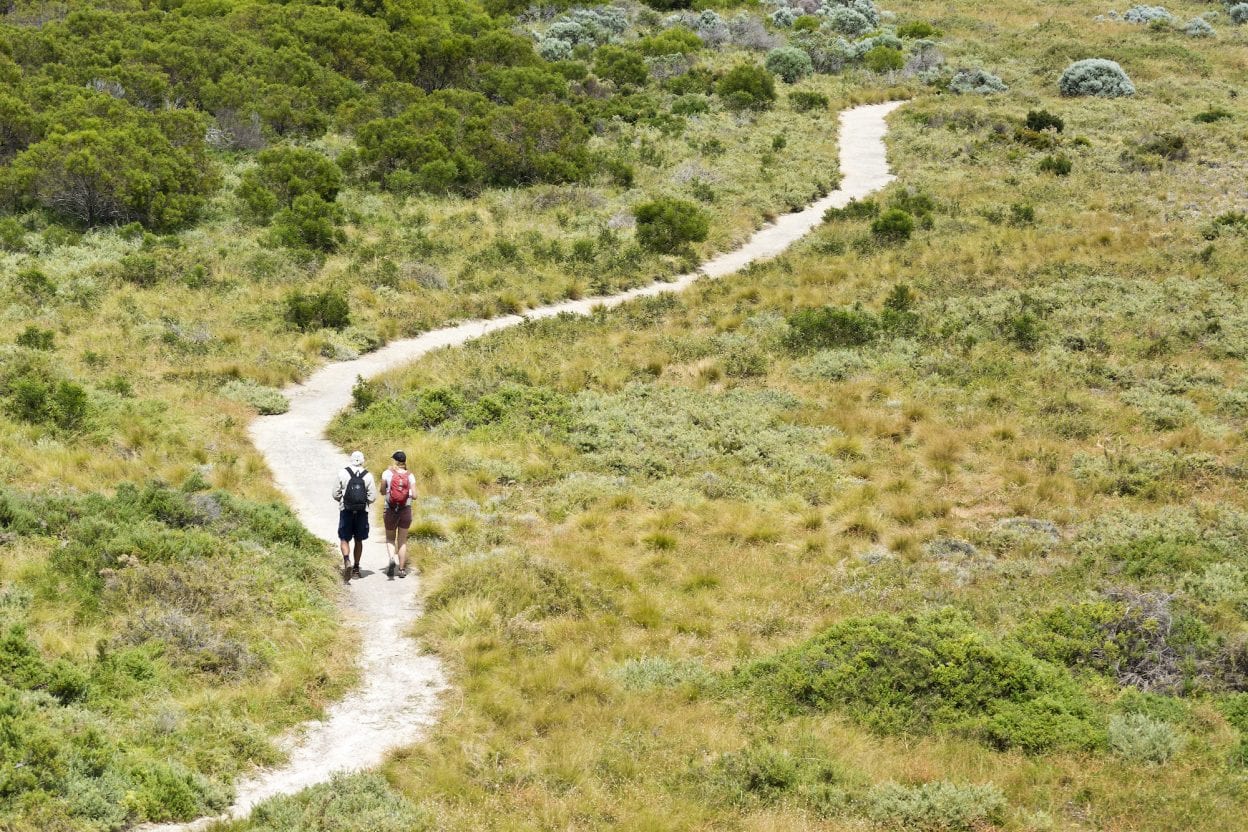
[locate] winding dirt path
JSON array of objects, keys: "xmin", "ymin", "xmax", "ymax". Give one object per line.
[{"xmin": 146, "ymin": 100, "xmax": 902, "ymax": 830}]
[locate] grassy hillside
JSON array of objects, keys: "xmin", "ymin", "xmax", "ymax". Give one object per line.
[
  {"xmin": 4, "ymin": 0, "xmax": 1248, "ymax": 828},
  {"xmin": 318, "ymin": 1, "xmax": 1248, "ymax": 830}
]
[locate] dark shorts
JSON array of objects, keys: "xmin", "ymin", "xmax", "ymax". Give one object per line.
[
  {"xmin": 384, "ymin": 504, "xmax": 413, "ymax": 532},
  {"xmin": 337, "ymin": 509, "xmax": 369, "ymax": 543}
]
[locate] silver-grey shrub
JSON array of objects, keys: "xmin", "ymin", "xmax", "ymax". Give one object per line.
[
  {"xmin": 1059, "ymin": 58, "xmax": 1136, "ymax": 97},
  {"xmin": 1108, "ymin": 713, "xmax": 1184, "ymax": 763},
  {"xmin": 1183, "ymin": 16, "xmax": 1215, "ymax": 36},
  {"xmin": 729, "ymin": 13, "xmax": 780, "ymax": 50},
  {"xmin": 770, "ymin": 6, "xmax": 796, "ymax": 26},
  {"xmin": 537, "ymin": 37, "xmax": 573, "ymax": 60},
  {"xmin": 765, "ymin": 46, "xmax": 815, "ymax": 82},
  {"xmin": 1231, "ymin": 3, "xmax": 1248, "ymax": 25},
  {"xmin": 866, "ymin": 781, "xmax": 1007, "ymax": 831},
  {"xmin": 219, "ymin": 379, "xmax": 289, "ymax": 415},
  {"xmin": 822, "ymin": 5, "xmax": 873, "ymax": 36},
  {"xmin": 948, "ymin": 68, "xmax": 1008, "ymax": 94},
  {"xmin": 821, "ymin": 0, "xmax": 880, "ymax": 28},
  {"xmin": 1123, "ymin": 5, "xmax": 1173, "ymax": 24}
]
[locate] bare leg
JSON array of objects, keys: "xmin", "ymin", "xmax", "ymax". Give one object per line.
[
  {"xmin": 396, "ymin": 527, "xmax": 409, "ymax": 572},
  {"xmin": 353, "ymin": 539, "xmax": 363, "ymax": 568},
  {"xmin": 385, "ymin": 528, "xmax": 397, "ymax": 563}
]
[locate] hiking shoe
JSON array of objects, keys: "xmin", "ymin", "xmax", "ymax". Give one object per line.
[
  {"xmin": 352, "ymin": 566, "xmax": 362, "ymax": 578},
  {"xmin": 387, "ymin": 560, "xmax": 396, "ymax": 579},
  {"xmin": 397, "ymin": 567, "xmax": 407, "ymax": 579}
]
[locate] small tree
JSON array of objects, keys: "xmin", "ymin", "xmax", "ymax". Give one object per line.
[
  {"xmin": 716, "ymin": 64, "xmax": 776, "ymax": 111},
  {"xmin": 871, "ymin": 208, "xmax": 914, "ymax": 242},
  {"xmin": 633, "ymin": 197, "xmax": 709, "ymax": 253},
  {"xmin": 237, "ymin": 145, "xmax": 342, "ymax": 222},
  {"xmin": 593, "ymin": 46, "xmax": 649, "ymax": 88}
]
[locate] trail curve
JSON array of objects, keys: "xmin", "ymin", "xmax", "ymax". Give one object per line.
[{"xmin": 145, "ymin": 99, "xmax": 903, "ymax": 830}]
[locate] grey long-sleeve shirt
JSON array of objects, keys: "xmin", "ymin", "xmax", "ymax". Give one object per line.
[{"xmin": 332, "ymin": 464, "xmax": 377, "ymax": 511}]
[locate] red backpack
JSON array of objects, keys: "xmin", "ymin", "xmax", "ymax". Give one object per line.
[{"xmin": 388, "ymin": 469, "xmax": 412, "ymax": 507}]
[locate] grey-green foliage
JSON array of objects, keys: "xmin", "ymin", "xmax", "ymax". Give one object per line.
[
  {"xmin": 1184, "ymin": 16, "xmax": 1215, "ymax": 36},
  {"xmin": 1108, "ymin": 713, "xmax": 1184, "ymax": 763},
  {"xmin": 220, "ymin": 379, "xmax": 290, "ymax": 415},
  {"xmin": 822, "ymin": 0, "xmax": 880, "ymax": 28},
  {"xmin": 537, "ymin": 37, "xmax": 573, "ymax": 60},
  {"xmin": 1232, "ymin": 3, "xmax": 1248, "ymax": 25},
  {"xmin": 1123, "ymin": 5, "xmax": 1173, "ymax": 24},
  {"xmin": 1059, "ymin": 58, "xmax": 1136, "ymax": 97},
  {"xmin": 612, "ymin": 656, "xmax": 716, "ymax": 690},
  {"xmin": 948, "ymin": 68, "xmax": 1008, "ymax": 94},
  {"xmin": 765, "ymin": 46, "xmax": 815, "ymax": 82},
  {"xmin": 792, "ymin": 348, "xmax": 869, "ymax": 381},
  {"xmin": 865, "ymin": 781, "xmax": 1008, "ymax": 831},
  {"xmin": 243, "ymin": 772, "xmax": 432, "ymax": 832},
  {"xmin": 822, "ymin": 5, "xmax": 873, "ymax": 36},
  {"xmin": 570, "ymin": 384, "xmax": 836, "ymax": 487},
  {"xmin": 770, "ymin": 6, "xmax": 796, "ymax": 26}
]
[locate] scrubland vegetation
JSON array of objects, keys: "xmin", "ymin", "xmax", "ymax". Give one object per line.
[{"xmin": 3, "ymin": 0, "xmax": 1248, "ymax": 827}]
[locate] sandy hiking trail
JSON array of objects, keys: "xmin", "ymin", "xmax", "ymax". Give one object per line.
[{"xmin": 142, "ymin": 99, "xmax": 903, "ymax": 831}]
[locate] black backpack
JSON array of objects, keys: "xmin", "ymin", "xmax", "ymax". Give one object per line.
[{"xmin": 343, "ymin": 467, "xmax": 369, "ymax": 511}]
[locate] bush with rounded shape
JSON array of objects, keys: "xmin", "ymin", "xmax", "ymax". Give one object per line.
[
  {"xmin": 1232, "ymin": 3, "xmax": 1248, "ymax": 25},
  {"xmin": 633, "ymin": 197, "xmax": 709, "ymax": 253},
  {"xmin": 765, "ymin": 47, "xmax": 814, "ymax": 83},
  {"xmin": 823, "ymin": 6, "xmax": 872, "ymax": 36},
  {"xmin": 1183, "ymin": 16, "xmax": 1214, "ymax": 36},
  {"xmin": 593, "ymin": 46, "xmax": 648, "ymax": 87},
  {"xmin": 770, "ymin": 7, "xmax": 795, "ymax": 27},
  {"xmin": 270, "ymin": 194, "xmax": 346, "ymax": 251},
  {"xmin": 792, "ymin": 13, "xmax": 821, "ymax": 31},
  {"xmin": 237, "ymin": 146, "xmax": 342, "ymax": 223},
  {"xmin": 864, "ymin": 45, "xmax": 904, "ymax": 73},
  {"xmin": 537, "ymin": 37, "xmax": 573, "ymax": 61},
  {"xmin": 897, "ymin": 20, "xmax": 938, "ymax": 38},
  {"xmin": 871, "ymin": 208, "xmax": 914, "ymax": 242},
  {"xmin": 1026, "ymin": 109, "xmax": 1064, "ymax": 133},
  {"xmin": 1108, "ymin": 713, "xmax": 1183, "ymax": 763},
  {"xmin": 867, "ymin": 781, "xmax": 1007, "ymax": 832},
  {"xmin": 1059, "ymin": 59, "xmax": 1135, "ymax": 97},
  {"xmin": 715, "ymin": 63, "xmax": 777, "ymax": 110},
  {"xmin": 1123, "ymin": 5, "xmax": 1172, "ymax": 24},
  {"xmin": 1038, "ymin": 153, "xmax": 1072, "ymax": 176},
  {"xmin": 219, "ymin": 379, "xmax": 290, "ymax": 415},
  {"xmin": 948, "ymin": 67, "xmax": 1007, "ymax": 94}
]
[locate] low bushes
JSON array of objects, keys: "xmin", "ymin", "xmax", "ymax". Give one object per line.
[
  {"xmin": 633, "ymin": 197, "xmax": 709, "ymax": 253},
  {"xmin": 789, "ymin": 90, "xmax": 829, "ymax": 113},
  {"xmin": 244, "ymin": 772, "xmax": 432, "ymax": 832},
  {"xmin": 1108, "ymin": 713, "xmax": 1184, "ymax": 763},
  {"xmin": 948, "ymin": 68, "xmax": 1007, "ymax": 94},
  {"xmin": 715, "ymin": 63, "xmax": 777, "ymax": 111},
  {"xmin": 284, "ymin": 288, "xmax": 351, "ymax": 332},
  {"xmin": 1059, "ymin": 59, "xmax": 1136, "ymax": 97},
  {"xmin": 742, "ymin": 610, "xmax": 1103, "ymax": 752},
  {"xmin": 765, "ymin": 47, "xmax": 814, "ymax": 83},
  {"xmin": 220, "ymin": 379, "xmax": 290, "ymax": 415},
  {"xmin": 866, "ymin": 781, "xmax": 1007, "ymax": 831}
]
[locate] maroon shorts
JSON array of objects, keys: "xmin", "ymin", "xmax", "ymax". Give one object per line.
[{"xmin": 383, "ymin": 504, "xmax": 413, "ymax": 531}]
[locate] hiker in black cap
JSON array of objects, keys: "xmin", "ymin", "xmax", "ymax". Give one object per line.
[{"xmin": 381, "ymin": 451, "xmax": 416, "ymax": 579}]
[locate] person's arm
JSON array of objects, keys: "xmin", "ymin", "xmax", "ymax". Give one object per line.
[
  {"xmin": 407, "ymin": 472, "xmax": 417, "ymax": 504},
  {"xmin": 331, "ymin": 468, "xmax": 344, "ymax": 503},
  {"xmin": 380, "ymin": 470, "xmax": 391, "ymax": 506},
  {"xmin": 366, "ymin": 472, "xmax": 378, "ymax": 504}
]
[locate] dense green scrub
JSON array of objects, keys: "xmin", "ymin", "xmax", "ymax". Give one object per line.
[{"xmin": 0, "ymin": 481, "xmax": 342, "ymax": 830}]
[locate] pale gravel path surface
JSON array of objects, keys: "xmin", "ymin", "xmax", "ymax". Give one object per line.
[{"xmin": 142, "ymin": 100, "xmax": 902, "ymax": 831}]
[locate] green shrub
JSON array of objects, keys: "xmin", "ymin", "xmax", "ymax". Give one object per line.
[
  {"xmin": 1108, "ymin": 713, "xmax": 1184, "ymax": 763},
  {"xmin": 1059, "ymin": 59, "xmax": 1136, "ymax": 97},
  {"xmin": 1231, "ymin": 3, "xmax": 1248, "ymax": 25},
  {"xmin": 633, "ymin": 197, "xmax": 709, "ymax": 253},
  {"xmin": 789, "ymin": 90, "xmax": 829, "ymax": 113},
  {"xmin": 233, "ymin": 772, "xmax": 432, "ymax": 832},
  {"xmin": 270, "ymin": 194, "xmax": 346, "ymax": 251},
  {"xmin": 612, "ymin": 656, "xmax": 715, "ymax": 691},
  {"xmin": 1025, "ymin": 109, "xmax": 1065, "ymax": 132},
  {"xmin": 593, "ymin": 46, "xmax": 649, "ymax": 88},
  {"xmin": 672, "ymin": 94, "xmax": 710, "ymax": 115},
  {"xmin": 711, "ymin": 741, "xmax": 846, "ymax": 809},
  {"xmin": 0, "ymin": 216, "xmax": 25, "ymax": 252},
  {"xmin": 824, "ymin": 198, "xmax": 879, "ymax": 221},
  {"xmin": 1038, "ymin": 153, "xmax": 1072, "ymax": 175},
  {"xmin": 793, "ymin": 14, "xmax": 821, "ymax": 31},
  {"xmin": 220, "ymin": 379, "xmax": 290, "ymax": 415},
  {"xmin": 716, "ymin": 64, "xmax": 777, "ymax": 111},
  {"xmin": 284, "ymin": 288, "xmax": 351, "ymax": 331},
  {"xmin": 742, "ymin": 610, "xmax": 1101, "ymax": 751},
  {"xmin": 15, "ymin": 326, "xmax": 54, "ymax": 351},
  {"xmin": 765, "ymin": 47, "xmax": 814, "ymax": 83},
  {"xmin": 871, "ymin": 208, "xmax": 915, "ymax": 241},
  {"xmin": 792, "ymin": 349, "xmax": 869, "ymax": 381},
  {"xmin": 635, "ymin": 27, "xmax": 703, "ymax": 56},
  {"xmin": 866, "ymin": 781, "xmax": 1007, "ymax": 831},
  {"xmin": 785, "ymin": 306, "xmax": 878, "ymax": 351},
  {"xmin": 897, "ymin": 20, "xmax": 940, "ymax": 38},
  {"xmin": 864, "ymin": 45, "xmax": 905, "ymax": 74},
  {"xmin": 237, "ymin": 146, "xmax": 342, "ymax": 223}
]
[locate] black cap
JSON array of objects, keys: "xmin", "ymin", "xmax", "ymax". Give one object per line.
[{"xmin": 391, "ymin": 450, "xmax": 406, "ymax": 463}]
